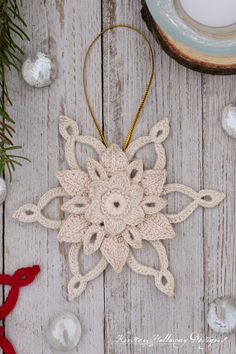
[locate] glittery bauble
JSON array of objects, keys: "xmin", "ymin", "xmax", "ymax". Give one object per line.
[
  {"xmin": 0, "ymin": 178, "xmax": 7, "ymax": 204},
  {"xmin": 22, "ymin": 52, "xmax": 57, "ymax": 88},
  {"xmin": 207, "ymin": 296, "xmax": 236, "ymax": 334},
  {"xmin": 222, "ymin": 104, "xmax": 236, "ymax": 138},
  {"xmin": 47, "ymin": 312, "xmax": 81, "ymax": 351}
]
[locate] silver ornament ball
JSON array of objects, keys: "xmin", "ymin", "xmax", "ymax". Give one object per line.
[
  {"xmin": 222, "ymin": 104, "xmax": 236, "ymax": 138},
  {"xmin": 0, "ymin": 178, "xmax": 7, "ymax": 204},
  {"xmin": 47, "ymin": 311, "xmax": 81, "ymax": 351},
  {"xmin": 22, "ymin": 52, "xmax": 57, "ymax": 88},
  {"xmin": 207, "ymin": 296, "xmax": 236, "ymax": 334}
]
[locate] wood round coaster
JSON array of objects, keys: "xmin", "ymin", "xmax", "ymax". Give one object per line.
[{"xmin": 141, "ymin": 0, "xmax": 236, "ymax": 75}]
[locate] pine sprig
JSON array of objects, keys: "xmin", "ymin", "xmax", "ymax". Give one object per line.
[{"xmin": 0, "ymin": 0, "xmax": 30, "ymax": 181}]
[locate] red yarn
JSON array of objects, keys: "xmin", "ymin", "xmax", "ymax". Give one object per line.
[
  {"xmin": 0, "ymin": 327, "xmax": 15, "ymax": 354},
  {"xmin": 0, "ymin": 265, "xmax": 40, "ymax": 354}
]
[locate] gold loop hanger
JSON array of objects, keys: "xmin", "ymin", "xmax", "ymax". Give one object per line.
[{"xmin": 83, "ymin": 24, "xmax": 155, "ymax": 150}]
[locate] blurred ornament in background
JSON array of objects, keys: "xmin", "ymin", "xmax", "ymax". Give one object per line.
[
  {"xmin": 207, "ymin": 296, "xmax": 236, "ymax": 334},
  {"xmin": 22, "ymin": 52, "xmax": 57, "ymax": 88},
  {"xmin": 47, "ymin": 311, "xmax": 81, "ymax": 351},
  {"xmin": 0, "ymin": 178, "xmax": 7, "ymax": 204},
  {"xmin": 222, "ymin": 104, "xmax": 236, "ymax": 138}
]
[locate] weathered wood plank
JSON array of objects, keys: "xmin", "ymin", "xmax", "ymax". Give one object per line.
[
  {"xmin": 102, "ymin": 1, "xmax": 204, "ymax": 353},
  {"xmin": 203, "ymin": 74, "xmax": 236, "ymax": 354},
  {"xmin": 4, "ymin": 1, "xmax": 104, "ymax": 353},
  {"xmin": 2, "ymin": 1, "xmax": 236, "ymax": 354}
]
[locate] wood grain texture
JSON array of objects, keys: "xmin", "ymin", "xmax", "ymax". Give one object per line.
[
  {"xmin": 102, "ymin": 1, "xmax": 204, "ymax": 353},
  {"xmin": 0, "ymin": 0, "xmax": 235, "ymax": 353},
  {"xmin": 202, "ymin": 74, "xmax": 236, "ymax": 354},
  {"xmin": 4, "ymin": 1, "xmax": 104, "ymax": 353}
]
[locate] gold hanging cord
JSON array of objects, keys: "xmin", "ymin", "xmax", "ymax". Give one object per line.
[{"xmin": 83, "ymin": 24, "xmax": 155, "ymax": 150}]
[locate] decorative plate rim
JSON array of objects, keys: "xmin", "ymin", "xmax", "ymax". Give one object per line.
[{"xmin": 145, "ymin": 0, "xmax": 236, "ymax": 56}]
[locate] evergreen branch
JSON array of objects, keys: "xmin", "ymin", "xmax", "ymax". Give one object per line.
[{"xmin": 0, "ymin": 0, "xmax": 29, "ymax": 181}]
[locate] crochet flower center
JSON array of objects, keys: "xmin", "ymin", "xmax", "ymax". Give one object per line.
[
  {"xmin": 85, "ymin": 170, "xmax": 145, "ymax": 236},
  {"xmin": 101, "ymin": 189, "xmax": 130, "ymax": 216}
]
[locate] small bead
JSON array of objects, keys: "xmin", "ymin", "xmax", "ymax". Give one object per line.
[
  {"xmin": 0, "ymin": 178, "xmax": 7, "ymax": 204},
  {"xmin": 222, "ymin": 104, "xmax": 236, "ymax": 138},
  {"xmin": 47, "ymin": 311, "xmax": 81, "ymax": 351},
  {"xmin": 22, "ymin": 52, "xmax": 57, "ymax": 88},
  {"xmin": 207, "ymin": 296, "xmax": 236, "ymax": 334}
]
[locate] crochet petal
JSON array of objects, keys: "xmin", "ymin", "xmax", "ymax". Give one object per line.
[
  {"xmin": 149, "ymin": 118, "xmax": 170, "ymax": 143},
  {"xmin": 88, "ymin": 180, "xmax": 108, "ymax": 199},
  {"xmin": 125, "ymin": 206, "xmax": 144, "ymax": 226},
  {"xmin": 122, "ymin": 226, "xmax": 142, "ymax": 249},
  {"xmin": 130, "ymin": 184, "xmax": 143, "ymax": 205},
  {"xmin": 141, "ymin": 196, "xmax": 167, "ymax": 214},
  {"xmin": 100, "ymin": 144, "xmax": 128, "ymax": 176},
  {"xmin": 137, "ymin": 213, "xmax": 175, "ymax": 240},
  {"xmin": 59, "ymin": 115, "xmax": 79, "ymax": 140},
  {"xmin": 13, "ymin": 203, "xmax": 39, "ymax": 223},
  {"xmin": 61, "ymin": 196, "xmax": 89, "ymax": 214},
  {"xmin": 83, "ymin": 225, "xmax": 105, "ymax": 255},
  {"xmin": 13, "ymin": 187, "xmax": 68, "ymax": 230},
  {"xmin": 56, "ymin": 170, "xmax": 89, "ymax": 196},
  {"xmin": 101, "ymin": 236, "xmax": 129, "ymax": 272},
  {"xmin": 104, "ymin": 216, "xmax": 126, "ymax": 236},
  {"xmin": 142, "ymin": 169, "xmax": 167, "ymax": 196},
  {"xmin": 109, "ymin": 173, "xmax": 130, "ymax": 193},
  {"xmin": 58, "ymin": 215, "xmax": 89, "ymax": 243},
  {"xmin": 87, "ymin": 158, "xmax": 108, "ymax": 181},
  {"xmin": 126, "ymin": 160, "xmax": 143, "ymax": 183},
  {"xmin": 84, "ymin": 200, "xmax": 103, "ymax": 224}
]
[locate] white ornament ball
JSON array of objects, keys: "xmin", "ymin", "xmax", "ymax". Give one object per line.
[
  {"xmin": 207, "ymin": 296, "xmax": 236, "ymax": 334},
  {"xmin": 0, "ymin": 178, "xmax": 7, "ymax": 204},
  {"xmin": 47, "ymin": 312, "xmax": 81, "ymax": 351},
  {"xmin": 22, "ymin": 52, "xmax": 57, "ymax": 88},
  {"xmin": 222, "ymin": 104, "xmax": 236, "ymax": 138}
]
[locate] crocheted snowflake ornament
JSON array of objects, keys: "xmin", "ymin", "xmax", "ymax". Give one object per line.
[{"xmin": 13, "ymin": 116, "xmax": 225, "ymax": 301}]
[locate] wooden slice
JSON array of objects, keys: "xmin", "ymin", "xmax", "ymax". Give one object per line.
[{"xmin": 141, "ymin": 0, "xmax": 236, "ymax": 74}]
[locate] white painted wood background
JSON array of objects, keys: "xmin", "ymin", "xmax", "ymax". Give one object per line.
[{"xmin": 1, "ymin": 0, "xmax": 236, "ymax": 353}]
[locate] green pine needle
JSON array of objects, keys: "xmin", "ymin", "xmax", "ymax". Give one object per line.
[{"xmin": 0, "ymin": 0, "xmax": 30, "ymax": 181}]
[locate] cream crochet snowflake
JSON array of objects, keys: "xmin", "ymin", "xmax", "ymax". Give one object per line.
[{"xmin": 13, "ymin": 116, "xmax": 225, "ymax": 301}]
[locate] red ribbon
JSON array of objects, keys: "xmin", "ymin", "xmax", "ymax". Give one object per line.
[{"xmin": 0, "ymin": 265, "xmax": 40, "ymax": 354}]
